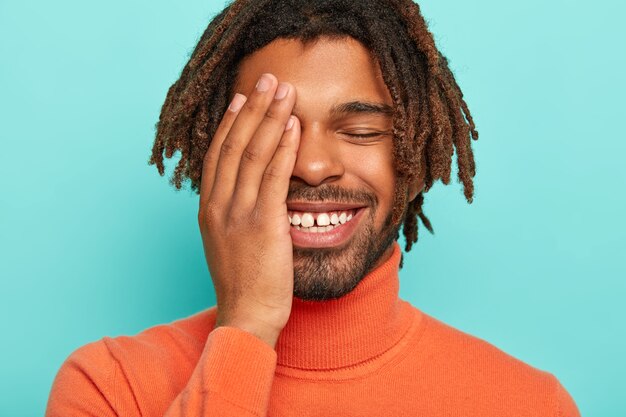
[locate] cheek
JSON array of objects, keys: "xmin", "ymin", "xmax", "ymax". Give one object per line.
[{"xmin": 342, "ymin": 143, "xmax": 396, "ymax": 210}]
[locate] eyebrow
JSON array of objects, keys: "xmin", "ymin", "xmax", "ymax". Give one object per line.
[{"xmin": 292, "ymin": 100, "xmax": 395, "ymax": 119}]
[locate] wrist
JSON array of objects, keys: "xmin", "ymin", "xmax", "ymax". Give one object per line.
[{"xmin": 215, "ymin": 317, "xmax": 282, "ymax": 349}]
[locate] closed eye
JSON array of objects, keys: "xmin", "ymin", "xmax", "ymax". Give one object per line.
[{"xmin": 342, "ymin": 132, "xmax": 386, "ymax": 139}]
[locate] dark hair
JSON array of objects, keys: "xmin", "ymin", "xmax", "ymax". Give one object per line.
[{"xmin": 148, "ymin": 0, "xmax": 478, "ymax": 264}]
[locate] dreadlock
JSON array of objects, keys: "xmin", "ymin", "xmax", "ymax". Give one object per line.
[{"xmin": 148, "ymin": 0, "xmax": 479, "ymax": 268}]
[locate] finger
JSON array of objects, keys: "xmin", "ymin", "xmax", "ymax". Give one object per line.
[
  {"xmin": 199, "ymin": 93, "xmax": 247, "ymax": 209},
  {"xmin": 210, "ymin": 73, "xmax": 279, "ymax": 206},
  {"xmin": 230, "ymin": 82, "xmax": 296, "ymax": 211},
  {"xmin": 255, "ymin": 115, "xmax": 301, "ymax": 214}
]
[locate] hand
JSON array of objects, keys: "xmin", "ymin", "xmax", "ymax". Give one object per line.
[{"xmin": 197, "ymin": 73, "xmax": 300, "ymax": 348}]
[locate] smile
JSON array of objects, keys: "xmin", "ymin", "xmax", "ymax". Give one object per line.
[
  {"xmin": 288, "ymin": 208, "xmax": 366, "ymax": 248},
  {"xmin": 288, "ymin": 209, "xmax": 358, "ymax": 232}
]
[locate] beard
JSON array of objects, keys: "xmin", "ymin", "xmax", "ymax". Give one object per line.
[{"xmin": 289, "ymin": 184, "xmax": 402, "ymax": 301}]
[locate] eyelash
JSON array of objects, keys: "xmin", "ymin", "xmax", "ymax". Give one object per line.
[{"xmin": 344, "ymin": 132, "xmax": 382, "ymax": 139}]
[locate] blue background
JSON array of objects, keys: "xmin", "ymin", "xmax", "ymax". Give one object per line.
[{"xmin": 1, "ymin": 0, "xmax": 624, "ymax": 415}]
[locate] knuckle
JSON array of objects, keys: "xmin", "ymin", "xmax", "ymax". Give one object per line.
[
  {"xmin": 241, "ymin": 147, "xmax": 261, "ymax": 163},
  {"xmin": 199, "ymin": 201, "xmax": 221, "ymax": 228},
  {"xmin": 203, "ymin": 149, "xmax": 217, "ymax": 165},
  {"xmin": 248, "ymin": 208, "xmax": 263, "ymax": 226},
  {"xmin": 263, "ymin": 165, "xmax": 282, "ymax": 181},
  {"xmin": 220, "ymin": 140, "xmax": 237, "ymax": 156},
  {"xmin": 226, "ymin": 209, "xmax": 250, "ymax": 228},
  {"xmin": 275, "ymin": 139, "xmax": 293, "ymax": 151}
]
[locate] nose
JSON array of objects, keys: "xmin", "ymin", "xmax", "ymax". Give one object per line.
[{"xmin": 290, "ymin": 125, "xmax": 345, "ymax": 186}]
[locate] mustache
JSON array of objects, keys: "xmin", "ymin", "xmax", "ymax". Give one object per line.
[{"xmin": 287, "ymin": 183, "xmax": 377, "ymax": 207}]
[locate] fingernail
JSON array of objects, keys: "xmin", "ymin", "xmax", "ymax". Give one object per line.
[
  {"xmin": 228, "ymin": 93, "xmax": 246, "ymax": 112},
  {"xmin": 285, "ymin": 116, "xmax": 295, "ymax": 131},
  {"xmin": 274, "ymin": 83, "xmax": 289, "ymax": 100},
  {"xmin": 255, "ymin": 74, "xmax": 273, "ymax": 92}
]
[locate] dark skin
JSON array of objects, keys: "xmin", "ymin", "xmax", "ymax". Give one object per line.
[{"xmin": 199, "ymin": 37, "xmax": 425, "ymax": 348}]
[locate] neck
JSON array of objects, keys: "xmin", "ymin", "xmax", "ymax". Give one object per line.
[{"xmin": 274, "ymin": 241, "xmax": 415, "ymax": 370}]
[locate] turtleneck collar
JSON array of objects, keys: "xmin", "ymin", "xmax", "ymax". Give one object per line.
[{"xmin": 274, "ymin": 241, "xmax": 416, "ymax": 370}]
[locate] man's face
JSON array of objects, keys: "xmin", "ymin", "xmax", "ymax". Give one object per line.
[{"xmin": 233, "ymin": 36, "xmax": 422, "ymax": 301}]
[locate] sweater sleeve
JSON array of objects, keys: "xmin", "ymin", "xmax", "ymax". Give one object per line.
[
  {"xmin": 552, "ymin": 375, "xmax": 581, "ymax": 417},
  {"xmin": 163, "ymin": 326, "xmax": 278, "ymax": 417},
  {"xmin": 45, "ymin": 326, "xmax": 278, "ymax": 417}
]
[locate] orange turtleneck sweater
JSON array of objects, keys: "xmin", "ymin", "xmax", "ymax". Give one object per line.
[{"xmin": 45, "ymin": 242, "xmax": 581, "ymax": 416}]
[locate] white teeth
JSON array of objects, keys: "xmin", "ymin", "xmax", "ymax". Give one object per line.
[
  {"xmin": 316, "ymin": 213, "xmax": 330, "ymax": 226},
  {"xmin": 289, "ymin": 209, "xmax": 358, "ymax": 230},
  {"xmin": 300, "ymin": 213, "xmax": 314, "ymax": 228}
]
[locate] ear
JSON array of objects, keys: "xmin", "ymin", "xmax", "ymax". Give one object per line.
[{"xmin": 407, "ymin": 176, "xmax": 425, "ymax": 202}]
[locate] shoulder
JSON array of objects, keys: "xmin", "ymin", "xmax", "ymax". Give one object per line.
[
  {"xmin": 99, "ymin": 307, "xmax": 218, "ymax": 389},
  {"xmin": 53, "ymin": 336, "xmax": 118, "ymax": 384},
  {"xmin": 47, "ymin": 307, "xmax": 219, "ymax": 416},
  {"xmin": 102, "ymin": 306, "xmax": 217, "ymax": 360},
  {"xmin": 406, "ymin": 308, "xmax": 581, "ymax": 416},
  {"xmin": 418, "ymin": 311, "xmax": 553, "ymax": 379},
  {"xmin": 71, "ymin": 308, "xmax": 218, "ymax": 383},
  {"xmin": 46, "ymin": 338, "xmax": 120, "ymax": 416},
  {"xmin": 59, "ymin": 306, "xmax": 216, "ymax": 367}
]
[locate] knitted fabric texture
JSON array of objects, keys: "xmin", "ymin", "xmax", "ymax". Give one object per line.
[{"xmin": 46, "ymin": 242, "xmax": 581, "ymax": 416}]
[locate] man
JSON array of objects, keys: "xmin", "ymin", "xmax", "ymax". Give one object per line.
[{"xmin": 46, "ymin": 1, "xmax": 581, "ymax": 416}]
